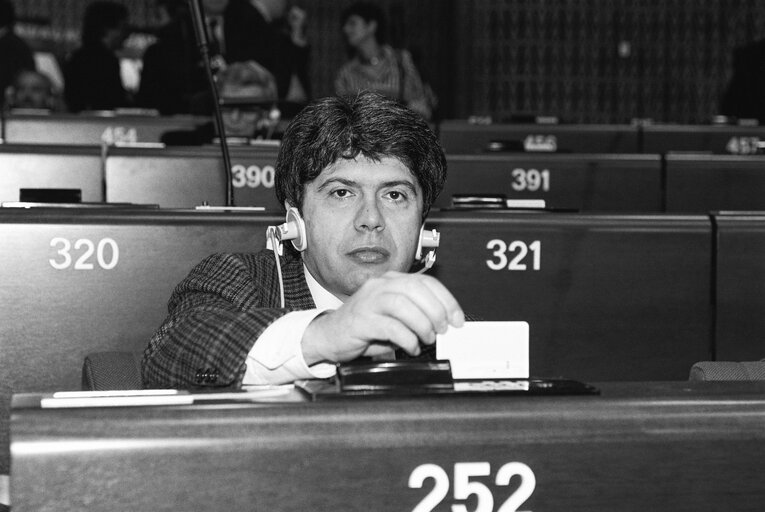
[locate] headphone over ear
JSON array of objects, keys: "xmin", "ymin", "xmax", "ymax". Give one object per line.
[
  {"xmin": 274, "ymin": 206, "xmax": 307, "ymax": 252},
  {"xmin": 416, "ymin": 225, "xmax": 440, "ymax": 260},
  {"xmin": 415, "ymin": 224, "xmax": 440, "ymax": 271}
]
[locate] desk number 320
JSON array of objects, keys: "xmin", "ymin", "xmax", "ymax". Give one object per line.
[
  {"xmin": 409, "ymin": 462, "xmax": 536, "ymax": 512},
  {"xmin": 49, "ymin": 237, "xmax": 119, "ymax": 270}
]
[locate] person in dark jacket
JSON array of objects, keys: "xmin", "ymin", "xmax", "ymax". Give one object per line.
[
  {"xmin": 0, "ymin": 0, "xmax": 35, "ymax": 106},
  {"xmin": 720, "ymin": 38, "xmax": 765, "ymax": 123},
  {"xmin": 64, "ymin": 1, "xmax": 131, "ymax": 112}
]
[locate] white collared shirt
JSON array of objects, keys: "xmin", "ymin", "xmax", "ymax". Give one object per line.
[{"xmin": 242, "ymin": 265, "xmax": 341, "ymax": 384}]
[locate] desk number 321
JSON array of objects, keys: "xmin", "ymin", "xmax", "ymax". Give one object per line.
[
  {"xmin": 486, "ymin": 240, "xmax": 541, "ymax": 271},
  {"xmin": 409, "ymin": 461, "xmax": 536, "ymax": 512}
]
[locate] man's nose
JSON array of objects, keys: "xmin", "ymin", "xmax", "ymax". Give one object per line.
[{"xmin": 355, "ymin": 197, "xmax": 384, "ymax": 232}]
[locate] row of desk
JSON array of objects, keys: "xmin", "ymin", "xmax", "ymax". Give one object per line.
[
  {"xmin": 3, "ymin": 206, "xmax": 764, "ymax": 395},
  {"xmin": 4, "ymin": 113, "xmax": 765, "ymax": 154},
  {"xmin": 6, "ymin": 143, "xmax": 765, "ymax": 212},
  {"xmin": 8, "ymin": 381, "xmax": 765, "ymax": 511},
  {"xmin": 439, "ymin": 119, "xmax": 765, "ymax": 155},
  {"xmin": 0, "ymin": 206, "xmax": 762, "ymax": 500}
]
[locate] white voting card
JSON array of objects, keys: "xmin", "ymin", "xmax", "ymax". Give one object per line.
[{"xmin": 436, "ymin": 321, "xmax": 529, "ymax": 380}]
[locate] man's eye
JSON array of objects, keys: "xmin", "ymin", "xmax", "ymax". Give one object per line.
[
  {"xmin": 331, "ymin": 189, "xmax": 350, "ymax": 198},
  {"xmin": 387, "ymin": 190, "xmax": 406, "ymax": 201}
]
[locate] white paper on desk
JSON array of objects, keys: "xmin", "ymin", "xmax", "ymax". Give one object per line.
[{"xmin": 436, "ymin": 321, "xmax": 529, "ymax": 380}]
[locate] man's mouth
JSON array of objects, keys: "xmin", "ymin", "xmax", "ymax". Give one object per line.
[{"xmin": 347, "ymin": 247, "xmax": 390, "ymax": 264}]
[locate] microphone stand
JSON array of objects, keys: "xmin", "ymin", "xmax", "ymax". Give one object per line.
[{"xmin": 188, "ymin": 0, "xmax": 234, "ymax": 206}]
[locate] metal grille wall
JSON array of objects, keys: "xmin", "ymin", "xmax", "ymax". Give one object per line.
[{"xmin": 456, "ymin": 0, "xmax": 765, "ymax": 123}]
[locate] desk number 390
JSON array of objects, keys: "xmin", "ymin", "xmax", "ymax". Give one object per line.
[
  {"xmin": 409, "ymin": 462, "xmax": 536, "ymax": 512},
  {"xmin": 486, "ymin": 240, "xmax": 541, "ymax": 271}
]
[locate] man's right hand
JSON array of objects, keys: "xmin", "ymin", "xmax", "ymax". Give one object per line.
[{"xmin": 300, "ymin": 271, "xmax": 465, "ymax": 365}]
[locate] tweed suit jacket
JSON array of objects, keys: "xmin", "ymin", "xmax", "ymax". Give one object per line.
[{"xmin": 142, "ymin": 248, "xmax": 314, "ymax": 389}]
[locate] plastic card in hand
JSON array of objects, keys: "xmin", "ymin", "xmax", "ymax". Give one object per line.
[{"xmin": 436, "ymin": 321, "xmax": 529, "ymax": 380}]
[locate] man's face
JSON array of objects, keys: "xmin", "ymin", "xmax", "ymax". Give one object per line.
[
  {"xmin": 343, "ymin": 15, "xmax": 377, "ymax": 48},
  {"xmin": 298, "ymin": 156, "xmax": 424, "ymax": 300},
  {"xmin": 12, "ymin": 72, "xmax": 51, "ymax": 109},
  {"xmin": 220, "ymin": 83, "xmax": 271, "ymax": 136}
]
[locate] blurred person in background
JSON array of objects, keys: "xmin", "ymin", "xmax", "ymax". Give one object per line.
[
  {"xmin": 720, "ymin": 37, "xmax": 765, "ymax": 124},
  {"xmin": 334, "ymin": 1, "xmax": 433, "ymax": 121},
  {"xmin": 161, "ymin": 59, "xmax": 280, "ymax": 145},
  {"xmin": 4, "ymin": 69, "xmax": 60, "ymax": 111},
  {"xmin": 0, "ymin": 0, "xmax": 35, "ymax": 107},
  {"xmin": 139, "ymin": 0, "xmax": 310, "ymax": 115},
  {"xmin": 137, "ymin": 0, "xmax": 207, "ymax": 114},
  {"xmin": 249, "ymin": 0, "xmax": 310, "ymax": 107},
  {"xmin": 64, "ymin": 0, "xmax": 131, "ymax": 112}
]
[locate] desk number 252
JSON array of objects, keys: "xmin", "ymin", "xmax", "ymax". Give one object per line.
[
  {"xmin": 409, "ymin": 461, "xmax": 536, "ymax": 512},
  {"xmin": 486, "ymin": 240, "xmax": 541, "ymax": 271}
]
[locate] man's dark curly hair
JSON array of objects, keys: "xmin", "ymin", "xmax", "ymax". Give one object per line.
[{"xmin": 275, "ymin": 91, "xmax": 446, "ymax": 220}]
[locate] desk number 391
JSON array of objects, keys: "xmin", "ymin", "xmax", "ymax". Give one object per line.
[{"xmin": 409, "ymin": 461, "xmax": 536, "ymax": 512}]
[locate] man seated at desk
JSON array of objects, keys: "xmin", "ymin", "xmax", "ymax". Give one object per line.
[{"xmin": 143, "ymin": 91, "xmax": 467, "ymax": 388}]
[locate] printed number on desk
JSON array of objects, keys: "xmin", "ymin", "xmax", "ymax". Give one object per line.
[
  {"xmin": 486, "ymin": 240, "xmax": 541, "ymax": 271},
  {"xmin": 523, "ymin": 134, "xmax": 557, "ymax": 152},
  {"xmin": 409, "ymin": 462, "xmax": 536, "ymax": 512},
  {"xmin": 725, "ymin": 136, "xmax": 760, "ymax": 155},
  {"xmin": 511, "ymin": 168, "xmax": 550, "ymax": 192},
  {"xmin": 101, "ymin": 126, "xmax": 137, "ymax": 145},
  {"xmin": 49, "ymin": 237, "xmax": 119, "ymax": 270},
  {"xmin": 231, "ymin": 164, "xmax": 275, "ymax": 189}
]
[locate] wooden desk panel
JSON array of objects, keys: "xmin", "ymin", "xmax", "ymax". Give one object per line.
[
  {"xmin": 714, "ymin": 212, "xmax": 765, "ymax": 360},
  {"xmin": 11, "ymin": 382, "xmax": 765, "ymax": 511},
  {"xmin": 665, "ymin": 154, "xmax": 765, "ymax": 212},
  {"xmin": 0, "ymin": 144, "xmax": 104, "ymax": 203},
  {"xmin": 428, "ymin": 210, "xmax": 713, "ymax": 381},
  {"xmin": 0, "ymin": 208, "xmax": 278, "ymax": 392},
  {"xmin": 4, "ymin": 114, "xmax": 204, "ymax": 145},
  {"xmin": 641, "ymin": 124, "xmax": 765, "ymax": 155},
  {"xmin": 104, "ymin": 145, "xmax": 280, "ymax": 210},
  {"xmin": 439, "ymin": 121, "xmax": 639, "ymax": 154},
  {"xmin": 441, "ymin": 154, "xmax": 662, "ymax": 211}
]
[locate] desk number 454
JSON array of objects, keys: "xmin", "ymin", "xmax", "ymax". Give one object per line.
[{"xmin": 409, "ymin": 461, "xmax": 536, "ymax": 512}]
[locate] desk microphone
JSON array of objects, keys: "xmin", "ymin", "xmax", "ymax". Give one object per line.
[{"xmin": 187, "ymin": 0, "xmax": 234, "ymax": 206}]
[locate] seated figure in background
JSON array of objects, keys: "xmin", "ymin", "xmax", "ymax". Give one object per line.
[
  {"xmin": 720, "ymin": 38, "xmax": 765, "ymax": 124},
  {"xmin": 64, "ymin": 0, "xmax": 131, "ymax": 112},
  {"xmin": 161, "ymin": 60, "xmax": 280, "ymax": 145},
  {"xmin": 0, "ymin": 0, "xmax": 35, "ymax": 106},
  {"xmin": 334, "ymin": 1, "xmax": 434, "ymax": 121},
  {"xmin": 4, "ymin": 69, "xmax": 59, "ymax": 111},
  {"xmin": 139, "ymin": 0, "xmax": 310, "ymax": 115}
]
